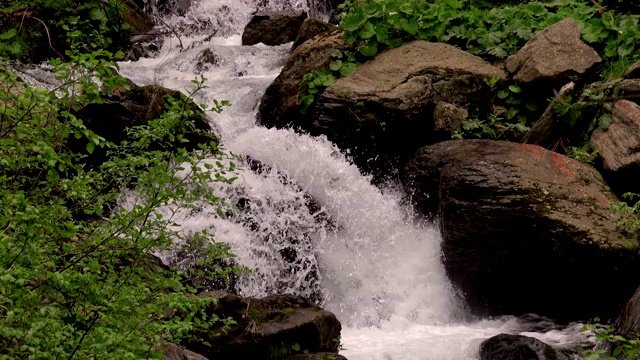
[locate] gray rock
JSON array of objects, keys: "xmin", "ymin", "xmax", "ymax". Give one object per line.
[
  {"xmin": 479, "ymin": 334, "xmax": 568, "ymax": 360},
  {"xmin": 242, "ymin": 11, "xmax": 308, "ymax": 46},
  {"xmin": 433, "ymin": 101, "xmax": 468, "ymax": 135},
  {"xmin": 591, "ymin": 100, "xmax": 640, "ymax": 196},
  {"xmin": 401, "ymin": 139, "xmax": 640, "ymax": 320},
  {"xmin": 195, "ymin": 48, "xmax": 222, "ymax": 73},
  {"xmin": 505, "ymin": 18, "xmax": 601, "ymax": 84},
  {"xmin": 292, "ymin": 18, "xmax": 337, "ymax": 51}
]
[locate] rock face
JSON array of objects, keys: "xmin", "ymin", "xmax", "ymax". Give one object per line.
[
  {"xmin": 182, "ymin": 292, "xmax": 342, "ymax": 359},
  {"xmin": 292, "ymin": 18, "xmax": 337, "ymax": 51},
  {"xmin": 401, "ymin": 139, "xmax": 640, "ymax": 320},
  {"xmin": 257, "ymin": 32, "xmax": 348, "ymax": 128},
  {"xmin": 242, "ymin": 11, "xmax": 308, "ymax": 46},
  {"xmin": 162, "ymin": 343, "xmax": 207, "ymax": 360},
  {"xmin": 479, "ymin": 334, "xmax": 568, "ymax": 360},
  {"xmin": 155, "ymin": 0, "xmax": 192, "ymax": 16},
  {"xmin": 591, "ymin": 100, "xmax": 640, "ymax": 197},
  {"xmin": 312, "ymin": 41, "xmax": 504, "ymax": 176},
  {"xmin": 286, "ymin": 354, "xmax": 348, "ymax": 360},
  {"xmin": 505, "ymin": 18, "xmax": 601, "ymax": 85},
  {"xmin": 72, "ymin": 85, "xmax": 216, "ymax": 168},
  {"xmin": 615, "ymin": 285, "xmax": 640, "ymax": 339},
  {"xmin": 522, "ymin": 82, "xmax": 575, "ymax": 148}
]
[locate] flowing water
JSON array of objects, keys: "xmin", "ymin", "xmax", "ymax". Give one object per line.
[{"xmin": 113, "ymin": 0, "xmax": 594, "ymax": 358}]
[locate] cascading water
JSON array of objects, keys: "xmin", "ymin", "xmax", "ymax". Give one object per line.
[{"xmin": 116, "ymin": 1, "xmax": 594, "ymax": 358}]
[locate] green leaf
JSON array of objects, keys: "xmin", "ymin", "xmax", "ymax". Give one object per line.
[
  {"xmin": 329, "ymin": 60, "xmax": 343, "ymax": 71},
  {"xmin": 86, "ymin": 141, "xmax": 96, "ymax": 154},
  {"xmin": 359, "ymin": 41, "xmax": 378, "ymax": 57},
  {"xmin": 340, "ymin": 62, "xmax": 359, "ymax": 77},
  {"xmin": 360, "ymin": 22, "xmax": 376, "ymax": 39},
  {"xmin": 343, "ymin": 12, "xmax": 367, "ymax": 32},
  {"xmin": 0, "ymin": 28, "xmax": 17, "ymax": 40},
  {"xmin": 508, "ymin": 85, "xmax": 522, "ymax": 94}
]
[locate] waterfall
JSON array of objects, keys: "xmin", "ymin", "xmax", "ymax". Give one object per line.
[{"xmin": 116, "ymin": 0, "xmax": 594, "ymax": 358}]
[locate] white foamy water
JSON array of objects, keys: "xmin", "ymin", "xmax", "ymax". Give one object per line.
[{"xmin": 117, "ymin": 1, "xmax": 594, "ymax": 358}]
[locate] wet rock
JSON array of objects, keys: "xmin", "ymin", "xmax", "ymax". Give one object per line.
[
  {"xmin": 242, "ymin": 11, "xmax": 308, "ymax": 46},
  {"xmin": 286, "ymin": 353, "xmax": 348, "ymax": 360},
  {"xmin": 624, "ymin": 60, "xmax": 640, "ymax": 79},
  {"xmin": 522, "ymin": 82, "xmax": 575, "ymax": 148},
  {"xmin": 182, "ymin": 291, "xmax": 342, "ymax": 360},
  {"xmin": 195, "ymin": 48, "xmax": 222, "ymax": 73},
  {"xmin": 125, "ymin": 28, "xmax": 164, "ymax": 61},
  {"xmin": 479, "ymin": 334, "xmax": 568, "ymax": 360},
  {"xmin": 433, "ymin": 101, "xmax": 468, "ymax": 140},
  {"xmin": 591, "ymin": 100, "xmax": 640, "ymax": 197},
  {"xmin": 505, "ymin": 18, "xmax": 601, "ymax": 85},
  {"xmin": 401, "ymin": 139, "xmax": 640, "ymax": 321},
  {"xmin": 615, "ymin": 285, "xmax": 640, "ymax": 339},
  {"xmin": 162, "ymin": 343, "xmax": 207, "ymax": 360},
  {"xmin": 72, "ymin": 85, "xmax": 216, "ymax": 169},
  {"xmin": 292, "ymin": 18, "xmax": 337, "ymax": 51},
  {"xmin": 257, "ymin": 32, "xmax": 348, "ymax": 128},
  {"xmin": 155, "ymin": 0, "xmax": 192, "ymax": 16},
  {"xmin": 306, "ymin": 0, "xmax": 345, "ymax": 20},
  {"xmin": 312, "ymin": 41, "xmax": 504, "ymax": 178}
]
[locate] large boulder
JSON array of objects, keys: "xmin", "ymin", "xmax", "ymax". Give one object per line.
[
  {"xmin": 615, "ymin": 285, "xmax": 640, "ymax": 339},
  {"xmin": 479, "ymin": 334, "xmax": 568, "ymax": 360},
  {"xmin": 504, "ymin": 18, "xmax": 601, "ymax": 85},
  {"xmin": 311, "ymin": 41, "xmax": 504, "ymax": 177},
  {"xmin": 182, "ymin": 291, "xmax": 342, "ymax": 359},
  {"xmin": 591, "ymin": 100, "xmax": 640, "ymax": 197},
  {"xmin": 72, "ymin": 85, "xmax": 216, "ymax": 168},
  {"xmin": 291, "ymin": 18, "xmax": 337, "ymax": 51},
  {"xmin": 257, "ymin": 32, "xmax": 348, "ymax": 128},
  {"xmin": 401, "ymin": 139, "xmax": 640, "ymax": 321},
  {"xmin": 162, "ymin": 343, "xmax": 207, "ymax": 360},
  {"xmin": 242, "ymin": 11, "xmax": 308, "ymax": 46}
]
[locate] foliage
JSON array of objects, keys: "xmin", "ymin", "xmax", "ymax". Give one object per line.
[
  {"xmin": 338, "ymin": 0, "xmax": 640, "ymax": 67},
  {"xmin": 0, "ymin": 45, "xmax": 240, "ymax": 358},
  {"xmin": 611, "ymin": 193, "xmax": 640, "ymax": 238},
  {"xmin": 0, "ymin": 0, "xmax": 129, "ymax": 62},
  {"xmin": 298, "ymin": 50, "xmax": 359, "ymax": 114},
  {"xmin": 582, "ymin": 321, "xmax": 640, "ymax": 359},
  {"xmin": 565, "ymin": 145, "xmax": 599, "ymax": 164},
  {"xmin": 269, "ymin": 342, "xmax": 306, "ymax": 359}
]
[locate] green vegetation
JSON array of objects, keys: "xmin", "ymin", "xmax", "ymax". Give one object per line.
[
  {"xmin": 583, "ymin": 321, "xmax": 640, "ymax": 359},
  {"xmin": 299, "ymin": 0, "xmax": 640, "ymax": 154},
  {"xmin": 0, "ymin": 35, "xmax": 240, "ymax": 359},
  {"xmin": 0, "ymin": 0, "xmax": 133, "ymax": 62}
]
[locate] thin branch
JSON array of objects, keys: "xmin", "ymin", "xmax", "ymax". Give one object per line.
[
  {"xmin": 152, "ymin": 15, "xmax": 184, "ymax": 51},
  {"xmin": 590, "ymin": 0, "xmax": 606, "ymax": 12},
  {"xmin": 30, "ymin": 16, "xmax": 65, "ymax": 60}
]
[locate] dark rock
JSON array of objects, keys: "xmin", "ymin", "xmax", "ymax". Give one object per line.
[
  {"xmin": 257, "ymin": 32, "xmax": 348, "ymax": 128},
  {"xmin": 522, "ymin": 82, "xmax": 575, "ymax": 148},
  {"xmin": 182, "ymin": 291, "xmax": 342, "ymax": 360},
  {"xmin": 286, "ymin": 353, "xmax": 348, "ymax": 360},
  {"xmin": 312, "ymin": 41, "xmax": 504, "ymax": 179},
  {"xmin": 620, "ymin": 79, "xmax": 640, "ymax": 106},
  {"xmin": 242, "ymin": 11, "xmax": 308, "ymax": 46},
  {"xmin": 625, "ymin": 60, "xmax": 640, "ymax": 79},
  {"xmin": 155, "ymin": 0, "xmax": 192, "ymax": 16},
  {"xmin": 591, "ymin": 100, "xmax": 640, "ymax": 197},
  {"xmin": 401, "ymin": 139, "xmax": 640, "ymax": 321},
  {"xmin": 504, "ymin": 18, "xmax": 601, "ymax": 85},
  {"xmin": 479, "ymin": 334, "xmax": 568, "ymax": 360},
  {"xmin": 307, "ymin": 0, "xmax": 345, "ymax": 20},
  {"xmin": 292, "ymin": 18, "xmax": 337, "ymax": 51},
  {"xmin": 162, "ymin": 343, "xmax": 207, "ymax": 360},
  {"xmin": 122, "ymin": 0, "xmax": 155, "ymax": 34},
  {"xmin": 433, "ymin": 101, "xmax": 468, "ymax": 140},
  {"xmin": 72, "ymin": 85, "xmax": 216, "ymax": 169},
  {"xmin": 125, "ymin": 28, "xmax": 164, "ymax": 61},
  {"xmin": 195, "ymin": 48, "xmax": 222, "ymax": 73},
  {"xmin": 615, "ymin": 285, "xmax": 640, "ymax": 339}
]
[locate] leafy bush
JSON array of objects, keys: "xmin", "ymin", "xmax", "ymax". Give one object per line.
[
  {"xmin": 0, "ymin": 0, "xmax": 130, "ymax": 62},
  {"xmin": 0, "ymin": 45, "xmax": 240, "ymax": 358}
]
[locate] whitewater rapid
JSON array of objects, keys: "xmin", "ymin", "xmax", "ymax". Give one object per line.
[{"xmin": 117, "ymin": 1, "xmax": 594, "ymax": 358}]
